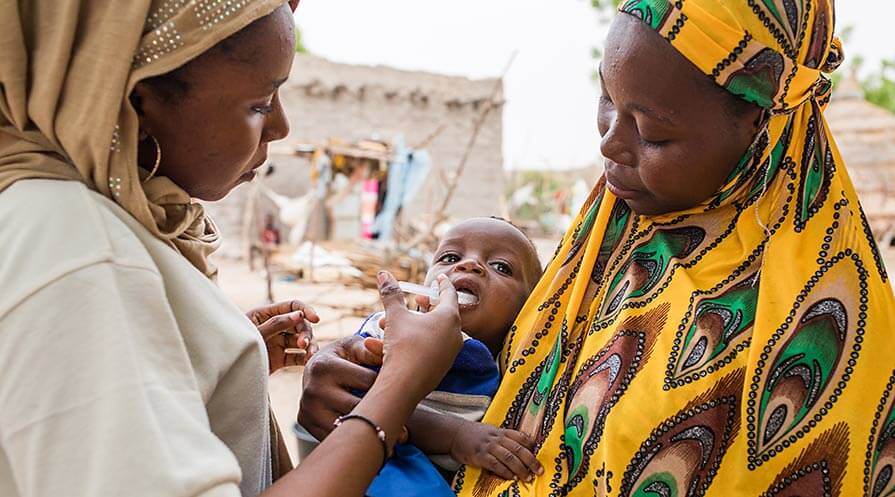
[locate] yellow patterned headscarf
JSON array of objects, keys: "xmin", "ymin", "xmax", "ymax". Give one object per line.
[
  {"xmin": 455, "ymin": 1, "xmax": 895, "ymax": 496},
  {"xmin": 0, "ymin": 0, "xmax": 286, "ymax": 278}
]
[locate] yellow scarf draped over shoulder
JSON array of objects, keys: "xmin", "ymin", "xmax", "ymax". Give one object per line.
[
  {"xmin": 455, "ymin": 1, "xmax": 895, "ymax": 496},
  {"xmin": 0, "ymin": 0, "xmax": 286, "ymax": 278}
]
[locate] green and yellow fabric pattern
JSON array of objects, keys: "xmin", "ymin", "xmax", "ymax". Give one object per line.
[{"xmin": 454, "ymin": 1, "xmax": 895, "ymax": 496}]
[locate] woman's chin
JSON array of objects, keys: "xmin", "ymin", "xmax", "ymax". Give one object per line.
[
  {"xmin": 620, "ymin": 197, "xmax": 673, "ymax": 217},
  {"xmin": 194, "ymin": 174, "xmax": 256, "ymax": 201},
  {"xmin": 192, "ymin": 184, "xmax": 236, "ymax": 202}
]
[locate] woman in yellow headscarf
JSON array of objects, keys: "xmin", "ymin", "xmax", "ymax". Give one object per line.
[
  {"xmin": 446, "ymin": 1, "xmax": 895, "ymax": 496},
  {"xmin": 0, "ymin": 1, "xmax": 464, "ymax": 496},
  {"xmin": 274, "ymin": 0, "xmax": 895, "ymax": 494}
]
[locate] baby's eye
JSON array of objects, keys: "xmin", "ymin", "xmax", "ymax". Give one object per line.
[
  {"xmin": 438, "ymin": 253, "xmax": 460, "ymax": 264},
  {"xmin": 492, "ymin": 262, "xmax": 513, "ymax": 275}
]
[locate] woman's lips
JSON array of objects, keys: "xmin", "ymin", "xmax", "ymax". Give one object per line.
[
  {"xmin": 238, "ymin": 157, "xmax": 267, "ymax": 182},
  {"xmin": 605, "ymin": 170, "xmax": 642, "ymax": 200}
]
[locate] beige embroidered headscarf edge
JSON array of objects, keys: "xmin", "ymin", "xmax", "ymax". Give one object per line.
[{"xmin": 0, "ymin": 0, "xmax": 286, "ymax": 278}]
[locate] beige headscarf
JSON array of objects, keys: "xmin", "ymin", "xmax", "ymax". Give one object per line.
[{"xmin": 0, "ymin": 0, "xmax": 286, "ymax": 278}]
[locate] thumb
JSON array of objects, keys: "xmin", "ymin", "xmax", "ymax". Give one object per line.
[
  {"xmin": 377, "ymin": 271, "xmax": 408, "ymax": 317},
  {"xmin": 363, "ymin": 337, "xmax": 385, "ymax": 365},
  {"xmin": 431, "ymin": 274, "xmax": 459, "ymax": 314}
]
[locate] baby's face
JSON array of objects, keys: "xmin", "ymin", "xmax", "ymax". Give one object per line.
[{"xmin": 424, "ymin": 218, "xmax": 540, "ymax": 355}]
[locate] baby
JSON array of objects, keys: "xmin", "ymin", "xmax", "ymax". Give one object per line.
[{"xmin": 356, "ymin": 217, "xmax": 545, "ymax": 496}]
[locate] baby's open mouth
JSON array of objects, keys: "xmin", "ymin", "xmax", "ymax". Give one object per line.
[{"xmin": 457, "ymin": 288, "xmax": 480, "ymax": 306}]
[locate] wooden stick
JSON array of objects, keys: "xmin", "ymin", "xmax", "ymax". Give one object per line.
[
  {"xmin": 413, "ymin": 123, "xmax": 448, "ymax": 150},
  {"xmin": 428, "ymin": 51, "xmax": 518, "ymax": 232}
]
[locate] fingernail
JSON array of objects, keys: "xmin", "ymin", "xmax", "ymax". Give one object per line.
[
  {"xmin": 527, "ymin": 475, "xmax": 534, "ymax": 482},
  {"xmin": 537, "ymin": 467, "xmax": 544, "ymax": 475},
  {"xmin": 377, "ymin": 271, "xmax": 387, "ymax": 285},
  {"xmin": 300, "ymin": 336, "xmax": 309, "ymax": 348},
  {"xmin": 289, "ymin": 310, "xmax": 303, "ymax": 321}
]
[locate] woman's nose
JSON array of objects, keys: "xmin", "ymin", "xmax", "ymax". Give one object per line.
[
  {"xmin": 599, "ymin": 116, "xmax": 636, "ymax": 167},
  {"xmin": 263, "ymin": 93, "xmax": 290, "ymax": 143}
]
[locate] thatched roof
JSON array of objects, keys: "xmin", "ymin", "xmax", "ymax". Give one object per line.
[
  {"xmin": 826, "ymin": 77, "xmax": 895, "ymax": 235},
  {"xmin": 827, "ymin": 77, "xmax": 895, "ymax": 179}
]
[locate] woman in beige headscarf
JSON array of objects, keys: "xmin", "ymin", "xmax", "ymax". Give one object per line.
[{"xmin": 0, "ymin": 1, "xmax": 462, "ymax": 496}]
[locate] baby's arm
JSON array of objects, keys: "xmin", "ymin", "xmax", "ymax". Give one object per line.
[{"xmin": 406, "ymin": 411, "xmax": 543, "ymax": 482}]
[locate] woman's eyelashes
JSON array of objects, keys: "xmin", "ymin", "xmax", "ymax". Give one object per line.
[
  {"xmin": 599, "ymin": 93, "xmax": 670, "ymax": 148},
  {"xmin": 640, "ymin": 136, "xmax": 670, "ymax": 148},
  {"xmin": 252, "ymin": 93, "xmax": 278, "ymax": 115},
  {"xmin": 252, "ymin": 105, "xmax": 274, "ymax": 115},
  {"xmin": 637, "ymin": 122, "xmax": 672, "ymax": 147}
]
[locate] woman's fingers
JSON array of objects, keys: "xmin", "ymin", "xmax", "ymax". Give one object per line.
[
  {"xmin": 258, "ymin": 310, "xmax": 304, "ymax": 341},
  {"xmin": 431, "ymin": 274, "xmax": 459, "ymax": 316},
  {"xmin": 295, "ymin": 317, "xmax": 315, "ymax": 351},
  {"xmin": 377, "ymin": 271, "xmax": 408, "ymax": 318},
  {"xmin": 344, "ymin": 335, "xmax": 382, "ymax": 366},
  {"xmin": 248, "ymin": 299, "xmax": 319, "ymax": 326},
  {"xmin": 360, "ymin": 337, "xmax": 384, "ymax": 366},
  {"xmin": 375, "ymin": 272, "xmax": 462, "ymax": 399},
  {"xmin": 298, "ymin": 389, "xmax": 360, "ymax": 440},
  {"xmin": 303, "ymin": 347, "xmax": 378, "ymax": 391},
  {"xmin": 299, "ymin": 348, "xmax": 376, "ymax": 439},
  {"xmin": 289, "ymin": 299, "xmax": 320, "ymax": 323}
]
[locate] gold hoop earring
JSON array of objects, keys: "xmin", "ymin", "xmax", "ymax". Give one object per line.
[{"xmin": 143, "ymin": 135, "xmax": 161, "ymax": 183}]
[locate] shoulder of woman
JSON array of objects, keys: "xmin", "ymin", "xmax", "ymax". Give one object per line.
[{"xmin": 0, "ymin": 179, "xmax": 161, "ymax": 314}]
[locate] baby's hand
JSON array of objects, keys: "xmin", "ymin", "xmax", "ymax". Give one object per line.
[{"xmin": 449, "ymin": 422, "xmax": 543, "ymax": 482}]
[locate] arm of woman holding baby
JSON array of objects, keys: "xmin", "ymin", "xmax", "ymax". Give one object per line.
[
  {"xmin": 263, "ymin": 272, "xmax": 464, "ymax": 497},
  {"xmin": 303, "ymin": 327, "xmax": 543, "ymax": 483}
]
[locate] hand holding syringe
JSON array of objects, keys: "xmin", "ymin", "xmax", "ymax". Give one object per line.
[
  {"xmin": 398, "ymin": 281, "xmax": 478, "ymax": 306},
  {"xmin": 366, "ymin": 279, "xmax": 476, "ymax": 339}
]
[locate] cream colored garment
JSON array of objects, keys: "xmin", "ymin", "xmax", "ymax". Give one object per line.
[
  {"xmin": 0, "ymin": 0, "xmax": 284, "ymax": 278},
  {"xmin": 0, "ymin": 180, "xmax": 271, "ymax": 497}
]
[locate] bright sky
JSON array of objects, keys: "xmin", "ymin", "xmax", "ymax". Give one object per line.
[{"xmin": 295, "ymin": 1, "xmax": 895, "ymax": 170}]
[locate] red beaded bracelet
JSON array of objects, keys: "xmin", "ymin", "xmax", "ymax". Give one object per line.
[{"xmin": 333, "ymin": 414, "xmax": 389, "ymax": 466}]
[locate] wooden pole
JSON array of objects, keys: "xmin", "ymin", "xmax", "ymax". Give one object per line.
[
  {"xmin": 263, "ymin": 246, "xmax": 274, "ymax": 304},
  {"xmin": 426, "ymin": 51, "xmax": 519, "ymax": 237},
  {"xmin": 308, "ymin": 241, "xmax": 316, "ymax": 283}
]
